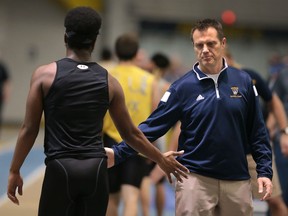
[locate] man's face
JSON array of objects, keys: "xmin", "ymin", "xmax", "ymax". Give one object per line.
[{"xmin": 192, "ymin": 27, "xmax": 226, "ymax": 70}]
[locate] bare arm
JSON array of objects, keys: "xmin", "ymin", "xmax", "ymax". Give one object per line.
[
  {"xmin": 107, "ymin": 74, "xmax": 189, "ymax": 183},
  {"xmin": 7, "ymin": 64, "xmax": 50, "ymax": 205}
]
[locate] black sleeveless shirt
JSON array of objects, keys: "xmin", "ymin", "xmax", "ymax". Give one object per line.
[{"xmin": 43, "ymin": 58, "xmax": 109, "ymax": 163}]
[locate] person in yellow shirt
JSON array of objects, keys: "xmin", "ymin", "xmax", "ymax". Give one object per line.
[
  {"xmin": 103, "ymin": 33, "xmax": 157, "ymax": 216},
  {"xmin": 139, "ymin": 52, "xmax": 172, "ymax": 216}
]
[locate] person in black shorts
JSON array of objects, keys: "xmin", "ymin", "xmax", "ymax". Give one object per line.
[
  {"xmin": 6, "ymin": 7, "xmax": 189, "ymax": 216},
  {"xmin": 103, "ymin": 134, "xmax": 148, "ymax": 195}
]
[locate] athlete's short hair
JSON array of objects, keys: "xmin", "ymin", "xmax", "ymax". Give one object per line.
[
  {"xmin": 115, "ymin": 33, "xmax": 139, "ymax": 61},
  {"xmin": 190, "ymin": 18, "xmax": 224, "ymax": 43},
  {"xmin": 64, "ymin": 6, "xmax": 102, "ymax": 49}
]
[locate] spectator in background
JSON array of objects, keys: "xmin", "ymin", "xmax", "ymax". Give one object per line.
[
  {"xmin": 134, "ymin": 48, "xmax": 152, "ymax": 72},
  {"xmin": 140, "ymin": 52, "xmax": 172, "ymax": 216},
  {"xmin": 102, "ymin": 33, "xmax": 185, "ymax": 216},
  {"xmin": 270, "ymin": 60, "xmax": 288, "ymax": 210},
  {"xmin": 267, "ymin": 52, "xmax": 284, "ymax": 90},
  {"xmin": 0, "ymin": 54, "xmax": 11, "ymax": 138},
  {"xmin": 163, "ymin": 54, "xmax": 187, "ymax": 83},
  {"xmin": 98, "ymin": 47, "xmax": 117, "ymax": 72}
]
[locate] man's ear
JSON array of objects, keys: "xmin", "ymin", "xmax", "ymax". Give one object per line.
[
  {"xmin": 64, "ymin": 34, "xmax": 68, "ymax": 44},
  {"xmin": 222, "ymin": 37, "xmax": 227, "ymax": 46}
]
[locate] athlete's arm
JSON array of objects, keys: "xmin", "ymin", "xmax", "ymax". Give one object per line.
[
  {"xmin": 107, "ymin": 74, "xmax": 189, "ymax": 183},
  {"xmin": 7, "ymin": 63, "xmax": 54, "ymax": 205}
]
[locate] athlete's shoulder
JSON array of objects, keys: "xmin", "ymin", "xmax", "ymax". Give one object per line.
[{"xmin": 34, "ymin": 62, "xmax": 56, "ymax": 78}]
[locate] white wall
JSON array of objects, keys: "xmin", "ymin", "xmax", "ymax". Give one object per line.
[{"xmin": 0, "ymin": 0, "xmax": 66, "ymax": 123}]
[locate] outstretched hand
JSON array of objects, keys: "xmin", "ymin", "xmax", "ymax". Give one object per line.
[
  {"xmin": 7, "ymin": 172, "xmax": 23, "ymax": 205},
  {"xmin": 158, "ymin": 150, "xmax": 189, "ymax": 184},
  {"xmin": 257, "ymin": 177, "xmax": 273, "ymax": 201}
]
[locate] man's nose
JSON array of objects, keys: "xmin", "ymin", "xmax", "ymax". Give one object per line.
[{"xmin": 202, "ymin": 44, "xmax": 209, "ymax": 52}]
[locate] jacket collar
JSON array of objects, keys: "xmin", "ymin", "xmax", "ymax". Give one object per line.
[{"xmin": 193, "ymin": 58, "xmax": 228, "ymax": 80}]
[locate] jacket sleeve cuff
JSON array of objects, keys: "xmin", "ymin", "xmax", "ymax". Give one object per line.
[{"xmin": 112, "ymin": 141, "xmax": 138, "ymax": 165}]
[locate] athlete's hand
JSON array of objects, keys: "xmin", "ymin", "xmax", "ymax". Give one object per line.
[
  {"xmin": 257, "ymin": 177, "xmax": 273, "ymax": 201},
  {"xmin": 7, "ymin": 171, "xmax": 23, "ymax": 205},
  {"xmin": 104, "ymin": 147, "xmax": 115, "ymax": 168},
  {"xmin": 158, "ymin": 150, "xmax": 189, "ymax": 184}
]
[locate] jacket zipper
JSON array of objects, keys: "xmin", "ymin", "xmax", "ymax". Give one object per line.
[{"xmin": 215, "ymin": 82, "xmax": 220, "ymax": 98}]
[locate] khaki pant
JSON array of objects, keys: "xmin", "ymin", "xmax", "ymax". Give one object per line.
[
  {"xmin": 247, "ymin": 153, "xmax": 281, "ymax": 199},
  {"xmin": 175, "ymin": 173, "xmax": 253, "ymax": 216}
]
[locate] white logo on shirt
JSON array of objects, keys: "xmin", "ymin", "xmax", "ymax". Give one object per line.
[
  {"xmin": 196, "ymin": 94, "xmax": 205, "ymax": 101},
  {"xmin": 77, "ymin": 64, "xmax": 89, "ymax": 70}
]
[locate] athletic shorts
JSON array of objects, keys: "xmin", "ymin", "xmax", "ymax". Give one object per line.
[
  {"xmin": 103, "ymin": 134, "xmax": 148, "ymax": 193},
  {"xmin": 38, "ymin": 157, "xmax": 108, "ymax": 216}
]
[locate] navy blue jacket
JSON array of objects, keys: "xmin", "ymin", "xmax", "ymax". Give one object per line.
[{"xmin": 113, "ymin": 60, "xmax": 272, "ymax": 180}]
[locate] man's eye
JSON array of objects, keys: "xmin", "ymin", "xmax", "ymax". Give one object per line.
[
  {"xmin": 195, "ymin": 44, "xmax": 203, "ymax": 49},
  {"xmin": 207, "ymin": 42, "xmax": 214, "ymax": 47}
]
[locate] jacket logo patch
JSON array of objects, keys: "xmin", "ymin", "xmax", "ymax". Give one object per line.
[{"xmin": 230, "ymin": 86, "xmax": 242, "ymax": 98}]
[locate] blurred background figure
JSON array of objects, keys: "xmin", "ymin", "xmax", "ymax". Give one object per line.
[
  {"xmin": 134, "ymin": 48, "xmax": 152, "ymax": 72},
  {"xmin": 269, "ymin": 57, "xmax": 288, "ymax": 212},
  {"xmin": 140, "ymin": 52, "xmax": 172, "ymax": 216},
  {"xmin": 0, "ymin": 52, "xmax": 11, "ymax": 139},
  {"xmin": 98, "ymin": 47, "xmax": 117, "ymax": 72},
  {"xmin": 162, "ymin": 54, "xmax": 187, "ymax": 83},
  {"xmin": 102, "ymin": 33, "xmax": 156, "ymax": 216},
  {"xmin": 267, "ymin": 52, "xmax": 285, "ymax": 90}
]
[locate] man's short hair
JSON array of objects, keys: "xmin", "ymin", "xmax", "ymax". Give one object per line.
[
  {"xmin": 115, "ymin": 33, "xmax": 139, "ymax": 61},
  {"xmin": 190, "ymin": 18, "xmax": 224, "ymax": 43},
  {"xmin": 64, "ymin": 6, "xmax": 102, "ymax": 49}
]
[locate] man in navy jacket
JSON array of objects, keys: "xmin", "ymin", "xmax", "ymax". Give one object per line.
[{"xmin": 107, "ymin": 18, "xmax": 273, "ymax": 216}]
